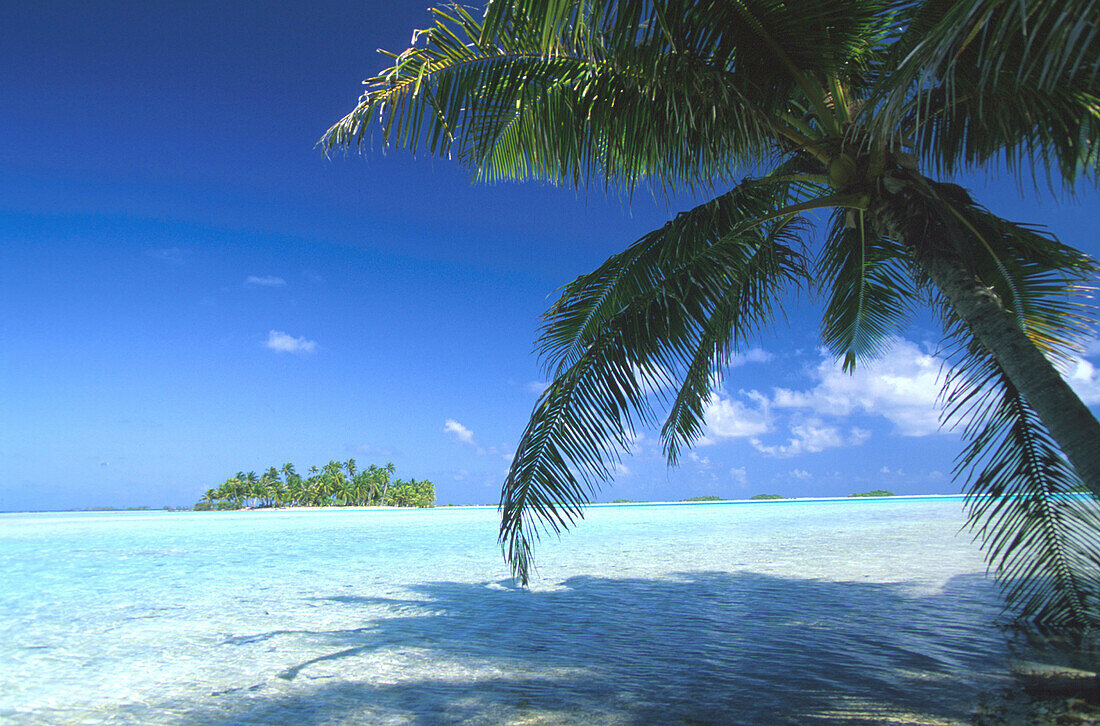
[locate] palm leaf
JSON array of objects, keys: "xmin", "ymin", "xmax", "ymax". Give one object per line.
[
  {"xmin": 929, "ymin": 191, "xmax": 1100, "ymax": 627},
  {"xmin": 501, "ymin": 180, "xmax": 812, "ymax": 583},
  {"xmin": 942, "ymin": 340, "xmax": 1100, "ymax": 627},
  {"xmin": 818, "ymin": 207, "xmax": 917, "ymax": 371},
  {"xmin": 659, "ymin": 209, "xmax": 810, "ymax": 463},
  {"xmin": 325, "ymin": 2, "xmax": 901, "ymax": 191},
  {"xmin": 915, "ymin": 181, "xmax": 1098, "ymax": 360},
  {"xmin": 323, "ymin": 4, "xmax": 780, "ymax": 190},
  {"xmin": 875, "ymin": 0, "xmax": 1100, "ymax": 182},
  {"xmin": 484, "ymin": 0, "xmax": 892, "ymax": 79},
  {"xmin": 537, "ymin": 175, "xmax": 819, "ymax": 375}
]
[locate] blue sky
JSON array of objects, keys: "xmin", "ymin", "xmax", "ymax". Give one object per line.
[{"xmin": 2, "ymin": 1, "xmax": 1098, "ymax": 510}]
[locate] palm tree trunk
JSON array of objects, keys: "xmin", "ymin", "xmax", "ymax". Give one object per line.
[{"xmin": 922, "ymin": 251, "xmax": 1100, "ymax": 495}]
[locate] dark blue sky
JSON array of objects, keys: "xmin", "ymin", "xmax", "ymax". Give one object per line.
[{"xmin": 2, "ymin": 1, "xmax": 1098, "ymax": 510}]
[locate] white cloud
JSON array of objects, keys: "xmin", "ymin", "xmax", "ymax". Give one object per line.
[
  {"xmin": 687, "ymin": 451, "xmax": 712, "ymax": 468},
  {"xmin": 525, "ymin": 381, "xmax": 550, "ymax": 395},
  {"xmin": 613, "ymin": 462, "xmax": 631, "ymax": 477},
  {"xmin": 700, "ymin": 391, "xmax": 771, "ymax": 442},
  {"xmin": 264, "ymin": 330, "xmax": 317, "ymax": 354},
  {"xmin": 1066, "ymin": 357, "xmax": 1100, "ymax": 405},
  {"xmin": 354, "ymin": 443, "xmax": 394, "ymax": 457},
  {"xmin": 443, "ymin": 419, "xmax": 475, "ymax": 445},
  {"xmin": 683, "ymin": 338, "xmax": 969, "ymax": 461},
  {"xmin": 751, "ymin": 419, "xmax": 868, "ymax": 458},
  {"xmin": 849, "ymin": 427, "xmax": 872, "ymax": 445},
  {"xmin": 772, "ymin": 339, "xmax": 945, "ymax": 436},
  {"xmin": 245, "ymin": 275, "xmax": 286, "ymax": 287},
  {"xmin": 730, "ymin": 348, "xmax": 774, "ymax": 367},
  {"xmin": 729, "ymin": 466, "xmax": 748, "ymax": 484},
  {"xmin": 789, "ymin": 468, "xmax": 812, "ymax": 480},
  {"xmin": 626, "ymin": 431, "xmax": 648, "ymax": 457}
]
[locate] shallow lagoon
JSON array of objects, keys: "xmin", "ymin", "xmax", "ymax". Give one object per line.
[{"xmin": 1, "ymin": 498, "xmax": 1014, "ymax": 724}]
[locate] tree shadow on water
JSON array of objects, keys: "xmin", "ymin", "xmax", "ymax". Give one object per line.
[{"xmin": 161, "ymin": 571, "xmax": 1011, "ymax": 725}]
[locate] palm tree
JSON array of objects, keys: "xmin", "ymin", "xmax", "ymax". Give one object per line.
[
  {"xmin": 316, "ymin": 460, "xmax": 346, "ymax": 504},
  {"xmin": 241, "ymin": 471, "xmax": 260, "ymax": 508},
  {"xmin": 378, "ymin": 462, "xmax": 396, "ymax": 506},
  {"xmin": 285, "ymin": 473, "xmax": 306, "ymax": 506},
  {"xmin": 348, "ymin": 472, "xmax": 371, "ymax": 505},
  {"xmin": 324, "ymin": 0, "xmax": 1100, "ymax": 625},
  {"xmin": 218, "ymin": 476, "xmax": 245, "ymax": 508},
  {"xmin": 261, "ymin": 466, "xmax": 283, "ymax": 507}
]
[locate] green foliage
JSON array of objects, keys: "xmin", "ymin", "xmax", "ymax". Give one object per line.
[
  {"xmin": 383, "ymin": 478, "xmax": 437, "ymax": 508},
  {"xmin": 193, "ymin": 502, "xmax": 214, "ymax": 511},
  {"xmin": 876, "ymin": 0, "xmax": 1100, "ymax": 184},
  {"xmin": 327, "ymin": 0, "xmax": 1100, "ymax": 627},
  {"xmin": 749, "ymin": 494, "xmax": 785, "ymax": 500},
  {"xmin": 848, "ymin": 490, "xmax": 896, "ymax": 498},
  {"xmin": 196, "ymin": 461, "xmax": 435, "ymax": 509},
  {"xmin": 941, "ymin": 331, "xmax": 1100, "ymax": 626},
  {"xmin": 680, "ymin": 495, "xmax": 724, "ymax": 502}
]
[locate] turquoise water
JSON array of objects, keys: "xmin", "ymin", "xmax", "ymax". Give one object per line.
[{"xmin": 1, "ymin": 498, "xmax": 1013, "ymax": 724}]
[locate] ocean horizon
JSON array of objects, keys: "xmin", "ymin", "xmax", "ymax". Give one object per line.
[{"xmin": 2, "ymin": 497, "xmax": 1021, "ymax": 724}]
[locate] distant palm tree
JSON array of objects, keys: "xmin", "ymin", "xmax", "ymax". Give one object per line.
[
  {"xmin": 285, "ymin": 473, "xmax": 306, "ymax": 506},
  {"xmin": 218, "ymin": 477, "xmax": 245, "ymax": 508},
  {"xmin": 378, "ymin": 462, "xmax": 396, "ymax": 506},
  {"xmin": 260, "ymin": 467, "xmax": 282, "ymax": 507},
  {"xmin": 348, "ymin": 472, "xmax": 372, "ymax": 505},
  {"xmin": 241, "ymin": 471, "xmax": 259, "ymax": 508},
  {"xmin": 315, "ymin": 461, "xmax": 345, "ymax": 504},
  {"xmin": 325, "ymin": 0, "xmax": 1100, "ymax": 625}
]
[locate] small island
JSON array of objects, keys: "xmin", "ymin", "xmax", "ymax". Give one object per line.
[
  {"xmin": 195, "ymin": 460, "xmax": 435, "ymax": 509},
  {"xmin": 680, "ymin": 495, "xmax": 724, "ymax": 502},
  {"xmin": 749, "ymin": 494, "xmax": 785, "ymax": 501},
  {"xmin": 848, "ymin": 490, "xmax": 896, "ymax": 498}
]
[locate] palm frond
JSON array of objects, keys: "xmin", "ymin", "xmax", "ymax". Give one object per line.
[
  {"xmin": 501, "ymin": 179, "xmax": 813, "ymax": 583},
  {"xmin": 903, "ymin": 80, "xmax": 1100, "ymax": 185},
  {"xmin": 889, "ymin": 0, "xmax": 1100, "ymax": 98},
  {"xmin": 941, "ymin": 339, "xmax": 1100, "ymax": 628},
  {"xmin": 875, "ymin": 0, "xmax": 1100, "ymax": 183},
  {"xmin": 917, "ymin": 182, "xmax": 1098, "ymax": 360},
  {"xmin": 537, "ymin": 175, "xmax": 820, "ymax": 375},
  {"xmin": 485, "ymin": 0, "xmax": 892, "ymax": 80},
  {"xmin": 818, "ymin": 207, "xmax": 917, "ymax": 371},
  {"xmin": 321, "ymin": 6, "xmax": 574, "ymax": 158},
  {"xmin": 324, "ymin": 4, "xmax": 789, "ymax": 191},
  {"xmin": 659, "ymin": 210, "xmax": 810, "ymax": 463},
  {"xmin": 325, "ymin": 2, "xmax": 908, "ymax": 191},
  {"xmin": 461, "ymin": 41, "xmax": 778, "ymax": 190},
  {"xmin": 871, "ymin": 175, "xmax": 1097, "ymax": 360},
  {"xmin": 927, "ymin": 186, "xmax": 1100, "ymax": 627}
]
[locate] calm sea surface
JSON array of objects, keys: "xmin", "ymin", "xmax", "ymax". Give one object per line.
[{"xmin": 1, "ymin": 498, "xmax": 1016, "ymax": 724}]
